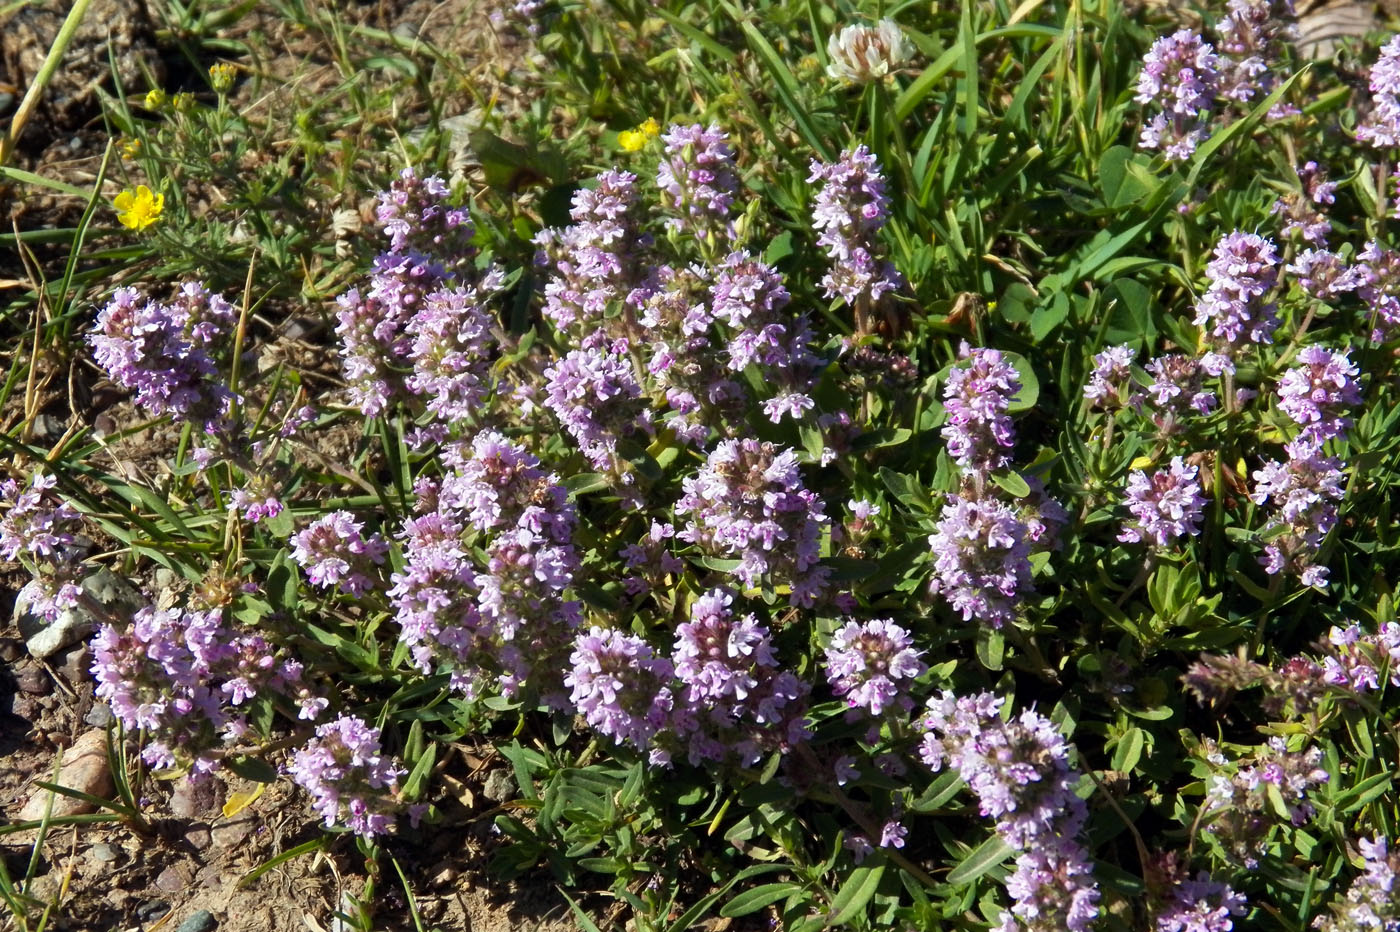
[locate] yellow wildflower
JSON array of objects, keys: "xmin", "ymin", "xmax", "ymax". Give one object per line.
[
  {"xmin": 208, "ymin": 63, "xmax": 236, "ymax": 93},
  {"xmin": 618, "ymin": 117, "xmax": 661, "ymax": 152},
  {"xmin": 113, "ymin": 185, "xmax": 164, "ymax": 231},
  {"xmin": 120, "ymin": 137, "xmax": 142, "ymax": 160},
  {"xmin": 173, "ymin": 92, "xmax": 195, "ymax": 112},
  {"xmin": 144, "ymin": 88, "xmax": 167, "ymax": 110}
]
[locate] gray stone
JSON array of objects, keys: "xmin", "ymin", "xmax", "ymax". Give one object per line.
[
  {"xmin": 89, "ymin": 842, "xmax": 119, "ymax": 863},
  {"xmin": 84, "ymin": 703, "xmax": 114, "ymax": 728},
  {"xmin": 154, "ymin": 865, "xmax": 186, "ymax": 894},
  {"xmin": 184, "ymin": 825, "xmax": 211, "ymax": 850},
  {"xmin": 482, "ymin": 769, "xmax": 517, "ymax": 802},
  {"xmin": 17, "ymin": 567, "xmax": 142, "ymax": 659},
  {"xmin": 136, "ymin": 899, "xmax": 170, "ymax": 922},
  {"xmin": 176, "ymin": 910, "xmax": 218, "ymax": 932}
]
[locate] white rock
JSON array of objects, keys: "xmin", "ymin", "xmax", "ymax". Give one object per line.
[
  {"xmin": 18, "ymin": 730, "xmax": 114, "ymax": 821},
  {"xmin": 17, "ymin": 567, "xmax": 142, "ymax": 659}
]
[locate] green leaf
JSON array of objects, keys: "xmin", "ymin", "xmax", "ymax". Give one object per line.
[
  {"xmin": 946, "ymin": 834, "xmax": 1014, "ymax": 886},
  {"xmin": 1112, "ymin": 727, "xmax": 1147, "ymax": 773},
  {"xmin": 991, "ymin": 472, "xmax": 1031, "ymax": 498},
  {"xmin": 827, "ymin": 859, "xmax": 885, "ymax": 926},
  {"xmin": 721, "ymin": 882, "xmax": 804, "ymax": 918}
]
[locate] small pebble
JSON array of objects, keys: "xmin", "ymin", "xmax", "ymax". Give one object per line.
[
  {"xmin": 136, "ymin": 899, "xmax": 170, "ymax": 921},
  {"xmin": 155, "ymin": 864, "xmax": 186, "ymax": 894},
  {"xmin": 176, "ymin": 908, "xmax": 218, "ymax": 932},
  {"xmin": 89, "ymin": 842, "xmax": 119, "ymax": 863},
  {"xmin": 84, "ymin": 703, "xmax": 114, "ymax": 728}
]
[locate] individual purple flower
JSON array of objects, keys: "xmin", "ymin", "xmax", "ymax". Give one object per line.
[
  {"xmin": 878, "ymin": 818, "xmax": 907, "ymax": 849},
  {"xmin": 1356, "ymin": 35, "xmax": 1400, "ymax": 148},
  {"xmin": 1201, "ymin": 737, "xmax": 1328, "ymax": 867},
  {"xmin": 535, "ymin": 169, "xmax": 646, "ymax": 333},
  {"xmin": 1251, "ymin": 438, "xmax": 1346, "ymax": 588},
  {"xmin": 1119, "ymin": 457, "xmax": 1208, "ymax": 547},
  {"xmin": 291, "ymin": 511, "xmax": 389, "ymax": 596},
  {"xmin": 288, "ymin": 715, "xmax": 406, "ymax": 840},
  {"xmin": 823, "ymin": 619, "xmax": 925, "ymax": 716},
  {"xmin": 1276, "ymin": 345, "xmax": 1361, "ymax": 443},
  {"xmin": 928, "ymin": 496, "xmax": 1032, "ymax": 629},
  {"xmin": 1313, "ymin": 836, "xmax": 1400, "ymax": 932},
  {"xmin": 807, "ymin": 145, "xmax": 903, "ymax": 310},
  {"xmin": 91, "ymin": 283, "xmax": 237, "ymax": 427},
  {"xmin": 657, "ymin": 123, "xmax": 739, "ymax": 240},
  {"xmin": 676, "ymin": 439, "xmax": 829, "ymax": 606},
  {"xmin": 566, "ymin": 627, "xmax": 675, "ymax": 752},
  {"xmin": 1084, "ymin": 344, "xmax": 1137, "ymax": 409},
  {"xmin": 1135, "ymin": 30, "xmax": 1221, "ymax": 161},
  {"xmin": 544, "ymin": 334, "xmax": 652, "ymax": 478},
  {"xmin": 943, "ymin": 343, "xmax": 1022, "ymax": 475},
  {"xmin": 619, "ymin": 520, "xmax": 684, "ymax": 595},
  {"xmin": 1192, "ymin": 231, "xmax": 1280, "ymax": 350}
]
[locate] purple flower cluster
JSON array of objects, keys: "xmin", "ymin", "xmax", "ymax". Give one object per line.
[
  {"xmin": 543, "ymin": 334, "xmax": 653, "ymax": 478},
  {"xmin": 1192, "ymin": 231, "xmax": 1281, "ymax": 350},
  {"xmin": 1, "ymin": 471, "xmax": 84, "ymax": 621},
  {"xmin": 1272, "ymin": 161, "xmax": 1336, "ymax": 245},
  {"xmin": 928, "ymin": 497, "xmax": 1032, "ymax": 629},
  {"xmin": 403, "ymin": 277, "xmax": 501, "ymax": 427},
  {"xmin": 1213, "ymin": 0, "xmax": 1296, "ymax": 106},
  {"xmin": 808, "ymin": 145, "xmax": 903, "ymax": 310},
  {"xmin": 1313, "ymin": 836, "xmax": 1400, "ymax": 932},
  {"xmin": 288, "ymin": 715, "xmax": 405, "ymax": 839},
  {"xmin": 1119, "ymin": 457, "xmax": 1208, "ymax": 548},
  {"xmin": 566, "ymin": 627, "xmax": 676, "ymax": 753},
  {"xmin": 291, "ymin": 511, "xmax": 389, "ymax": 596},
  {"xmin": 91, "ymin": 282, "xmax": 237, "ymax": 428},
  {"xmin": 710, "ymin": 250, "xmax": 820, "ymax": 424},
  {"xmin": 619, "ymin": 520, "xmax": 684, "ymax": 595},
  {"xmin": 943, "ymin": 344, "xmax": 1021, "ymax": 475},
  {"xmin": 920, "ymin": 691, "xmax": 1100, "ymax": 932},
  {"xmin": 823, "ymin": 619, "xmax": 925, "ymax": 716},
  {"xmin": 657, "ymin": 123, "xmax": 739, "ymax": 241},
  {"xmin": 1356, "ymin": 240, "xmax": 1400, "ymax": 341},
  {"xmin": 1356, "ymin": 35, "xmax": 1400, "ymax": 148},
  {"xmin": 1316, "ymin": 623, "xmax": 1400, "ymax": 693},
  {"xmin": 1150, "ymin": 859, "xmax": 1247, "ymax": 932},
  {"xmin": 1276, "ymin": 345, "xmax": 1361, "ymax": 443},
  {"xmin": 1201, "ymin": 737, "xmax": 1328, "ymax": 867},
  {"xmin": 676, "ymin": 439, "xmax": 829, "ymax": 606},
  {"xmin": 1287, "ymin": 248, "xmax": 1364, "ymax": 301},
  {"xmin": 1135, "ymin": 30, "xmax": 1220, "ymax": 161},
  {"xmin": 638, "ymin": 266, "xmax": 744, "ymax": 443},
  {"xmin": 92, "ymin": 605, "xmax": 321, "ymax": 773},
  {"xmin": 567, "ymin": 591, "xmax": 812, "ymax": 769},
  {"xmin": 667, "ymin": 588, "xmax": 809, "ymax": 766},
  {"xmin": 1252, "ymin": 438, "xmax": 1346, "ymax": 588},
  {"xmin": 390, "ymin": 431, "xmax": 580, "ymax": 701},
  {"xmin": 535, "ymin": 169, "xmax": 645, "ymax": 333},
  {"xmin": 1084, "ymin": 344, "xmax": 1137, "ymax": 409},
  {"xmin": 1134, "ymin": 353, "xmax": 1231, "ymax": 433},
  {"xmin": 335, "ymin": 169, "xmax": 482, "ymax": 417}
]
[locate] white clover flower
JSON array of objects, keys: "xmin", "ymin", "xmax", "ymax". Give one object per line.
[{"xmin": 827, "ymin": 19, "xmax": 913, "ymax": 84}]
